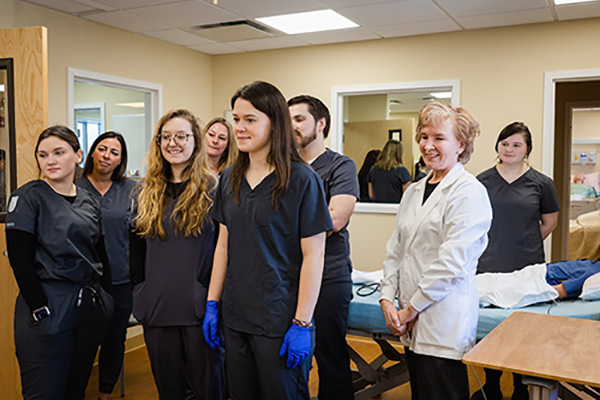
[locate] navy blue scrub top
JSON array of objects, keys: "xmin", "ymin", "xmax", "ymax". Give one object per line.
[
  {"xmin": 76, "ymin": 177, "xmax": 136, "ymax": 285},
  {"xmin": 311, "ymin": 149, "xmax": 359, "ymax": 283},
  {"xmin": 367, "ymin": 165, "xmax": 412, "ymax": 203},
  {"xmin": 6, "ymin": 180, "xmax": 104, "ymax": 284},
  {"xmin": 477, "ymin": 167, "xmax": 560, "ymax": 273},
  {"xmin": 212, "ymin": 162, "xmax": 333, "ymax": 337}
]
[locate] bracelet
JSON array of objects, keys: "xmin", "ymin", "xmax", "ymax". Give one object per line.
[{"xmin": 292, "ymin": 318, "xmax": 313, "ymax": 328}]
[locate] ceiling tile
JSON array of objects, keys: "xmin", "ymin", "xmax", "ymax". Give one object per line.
[
  {"xmin": 126, "ymin": 0, "xmax": 240, "ymax": 28},
  {"xmin": 338, "ymin": 0, "xmax": 447, "ymax": 27},
  {"xmin": 83, "ymin": 10, "xmax": 169, "ymax": 32},
  {"xmin": 186, "ymin": 42, "xmax": 246, "ymax": 55},
  {"xmin": 370, "ymin": 19, "xmax": 461, "ymax": 38},
  {"xmin": 555, "ymin": 3, "xmax": 600, "ymax": 20},
  {"xmin": 227, "ymin": 36, "xmax": 309, "ymax": 52},
  {"xmin": 214, "ymin": 0, "xmax": 323, "ymax": 19},
  {"xmin": 142, "ymin": 29, "xmax": 216, "ymax": 46},
  {"xmin": 456, "ymin": 8, "xmax": 553, "ymax": 30},
  {"xmin": 434, "ymin": 0, "xmax": 549, "ymax": 18},
  {"xmin": 293, "ymin": 27, "xmax": 380, "ymax": 45},
  {"xmin": 93, "ymin": 0, "xmax": 182, "ymax": 9},
  {"xmin": 21, "ymin": 0, "xmax": 95, "ymax": 13},
  {"xmin": 317, "ymin": 0, "xmax": 396, "ymax": 8}
]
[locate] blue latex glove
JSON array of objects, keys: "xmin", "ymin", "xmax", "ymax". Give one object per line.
[
  {"xmin": 278, "ymin": 323, "xmax": 312, "ymax": 369},
  {"xmin": 202, "ymin": 300, "xmax": 222, "ymax": 349}
]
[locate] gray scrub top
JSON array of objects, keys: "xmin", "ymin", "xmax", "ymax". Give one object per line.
[
  {"xmin": 311, "ymin": 149, "xmax": 359, "ymax": 283},
  {"xmin": 131, "ymin": 183, "xmax": 217, "ymax": 327},
  {"xmin": 213, "ymin": 162, "xmax": 333, "ymax": 337},
  {"xmin": 6, "ymin": 180, "xmax": 104, "ymax": 284},
  {"xmin": 477, "ymin": 167, "xmax": 560, "ymax": 273},
  {"xmin": 76, "ymin": 177, "xmax": 136, "ymax": 285}
]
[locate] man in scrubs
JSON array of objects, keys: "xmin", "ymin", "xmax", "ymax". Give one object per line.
[{"xmin": 289, "ymin": 95, "xmax": 359, "ymax": 399}]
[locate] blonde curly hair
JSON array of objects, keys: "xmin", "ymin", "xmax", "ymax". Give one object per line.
[
  {"xmin": 133, "ymin": 109, "xmax": 217, "ymax": 239},
  {"xmin": 415, "ymin": 101, "xmax": 480, "ymax": 164}
]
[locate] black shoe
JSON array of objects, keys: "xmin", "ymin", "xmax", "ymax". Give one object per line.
[{"xmin": 471, "ymin": 385, "xmax": 503, "ymax": 400}]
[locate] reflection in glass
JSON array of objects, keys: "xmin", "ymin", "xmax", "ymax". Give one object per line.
[
  {"xmin": 0, "ymin": 67, "xmax": 9, "ymax": 213},
  {"xmin": 74, "ymin": 81, "xmax": 150, "ymax": 176},
  {"xmin": 343, "ymin": 90, "xmax": 450, "ymax": 203}
]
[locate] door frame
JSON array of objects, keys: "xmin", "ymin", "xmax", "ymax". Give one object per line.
[{"xmin": 543, "ymin": 68, "xmax": 600, "ymax": 260}]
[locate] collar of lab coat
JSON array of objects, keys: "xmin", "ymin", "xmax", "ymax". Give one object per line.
[{"xmin": 404, "ymin": 162, "xmax": 466, "ymax": 246}]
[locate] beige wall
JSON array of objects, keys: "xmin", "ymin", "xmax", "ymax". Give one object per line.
[
  {"xmin": 573, "ymin": 109, "xmax": 600, "ymax": 140},
  {"xmin": 212, "ymin": 17, "xmax": 600, "ymax": 270},
  {"xmin": 347, "ymin": 94, "xmax": 387, "ymax": 122},
  {"xmin": 0, "ymin": 0, "xmax": 214, "ymax": 125}
]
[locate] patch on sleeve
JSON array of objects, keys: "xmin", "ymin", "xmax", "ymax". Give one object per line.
[{"xmin": 8, "ymin": 195, "xmax": 19, "ymax": 213}]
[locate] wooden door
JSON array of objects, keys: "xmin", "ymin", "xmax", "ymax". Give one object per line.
[{"xmin": 0, "ymin": 26, "xmax": 47, "ymax": 399}]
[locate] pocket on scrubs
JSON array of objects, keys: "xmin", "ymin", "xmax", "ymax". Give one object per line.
[{"xmin": 22, "ymin": 289, "xmax": 79, "ymax": 335}]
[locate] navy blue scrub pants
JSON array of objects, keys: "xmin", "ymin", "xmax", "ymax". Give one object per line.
[
  {"xmin": 313, "ymin": 280, "xmax": 354, "ymax": 399},
  {"xmin": 143, "ymin": 324, "xmax": 226, "ymax": 400},
  {"xmin": 14, "ymin": 286, "xmax": 111, "ymax": 400},
  {"xmin": 224, "ymin": 326, "xmax": 313, "ymax": 400},
  {"xmin": 405, "ymin": 348, "xmax": 469, "ymax": 400},
  {"xmin": 98, "ymin": 282, "xmax": 132, "ymax": 394}
]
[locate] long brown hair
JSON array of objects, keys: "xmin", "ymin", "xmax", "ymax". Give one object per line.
[
  {"xmin": 133, "ymin": 109, "xmax": 217, "ymax": 239},
  {"xmin": 230, "ymin": 81, "xmax": 302, "ymax": 209},
  {"xmin": 374, "ymin": 140, "xmax": 403, "ymax": 171}
]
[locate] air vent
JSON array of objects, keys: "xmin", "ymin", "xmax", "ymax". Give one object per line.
[{"xmin": 185, "ymin": 20, "xmax": 274, "ymax": 42}]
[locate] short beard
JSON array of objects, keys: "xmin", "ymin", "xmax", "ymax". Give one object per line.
[{"xmin": 296, "ymin": 128, "xmax": 317, "ymax": 149}]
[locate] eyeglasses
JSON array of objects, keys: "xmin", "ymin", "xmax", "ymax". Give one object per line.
[{"xmin": 157, "ymin": 132, "xmax": 193, "ymax": 146}]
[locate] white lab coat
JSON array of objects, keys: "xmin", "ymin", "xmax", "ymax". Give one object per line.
[{"xmin": 380, "ymin": 163, "xmax": 492, "ymax": 360}]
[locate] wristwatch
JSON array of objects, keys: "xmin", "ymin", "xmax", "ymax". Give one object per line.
[{"xmin": 32, "ymin": 306, "xmax": 51, "ymax": 322}]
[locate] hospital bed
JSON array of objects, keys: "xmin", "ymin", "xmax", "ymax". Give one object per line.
[{"xmin": 347, "ymin": 282, "xmax": 600, "ymax": 400}]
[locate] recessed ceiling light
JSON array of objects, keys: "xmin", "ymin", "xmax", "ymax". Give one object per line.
[
  {"xmin": 256, "ymin": 9, "xmax": 358, "ymax": 35},
  {"xmin": 431, "ymin": 91, "xmax": 452, "ymax": 99},
  {"xmin": 554, "ymin": 0, "xmax": 598, "ymax": 4},
  {"xmin": 116, "ymin": 102, "xmax": 145, "ymax": 108}
]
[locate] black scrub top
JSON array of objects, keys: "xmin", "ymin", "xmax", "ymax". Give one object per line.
[
  {"xmin": 311, "ymin": 149, "xmax": 359, "ymax": 283},
  {"xmin": 76, "ymin": 177, "xmax": 136, "ymax": 285},
  {"xmin": 213, "ymin": 162, "xmax": 333, "ymax": 337},
  {"xmin": 6, "ymin": 180, "xmax": 104, "ymax": 284},
  {"xmin": 477, "ymin": 167, "xmax": 560, "ymax": 273},
  {"xmin": 131, "ymin": 183, "xmax": 216, "ymax": 327},
  {"xmin": 367, "ymin": 165, "xmax": 412, "ymax": 203}
]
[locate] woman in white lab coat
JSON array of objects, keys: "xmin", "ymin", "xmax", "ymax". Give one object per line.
[{"xmin": 379, "ymin": 101, "xmax": 492, "ymax": 400}]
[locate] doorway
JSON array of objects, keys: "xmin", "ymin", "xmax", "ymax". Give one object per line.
[
  {"xmin": 68, "ymin": 68, "xmax": 162, "ymax": 176},
  {"xmin": 546, "ymin": 76, "xmax": 600, "ymax": 261}
]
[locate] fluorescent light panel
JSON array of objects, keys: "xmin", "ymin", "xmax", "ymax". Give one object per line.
[
  {"xmin": 116, "ymin": 102, "xmax": 145, "ymax": 108},
  {"xmin": 431, "ymin": 91, "xmax": 452, "ymax": 99},
  {"xmin": 554, "ymin": 0, "xmax": 598, "ymax": 5},
  {"xmin": 256, "ymin": 9, "xmax": 358, "ymax": 35}
]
